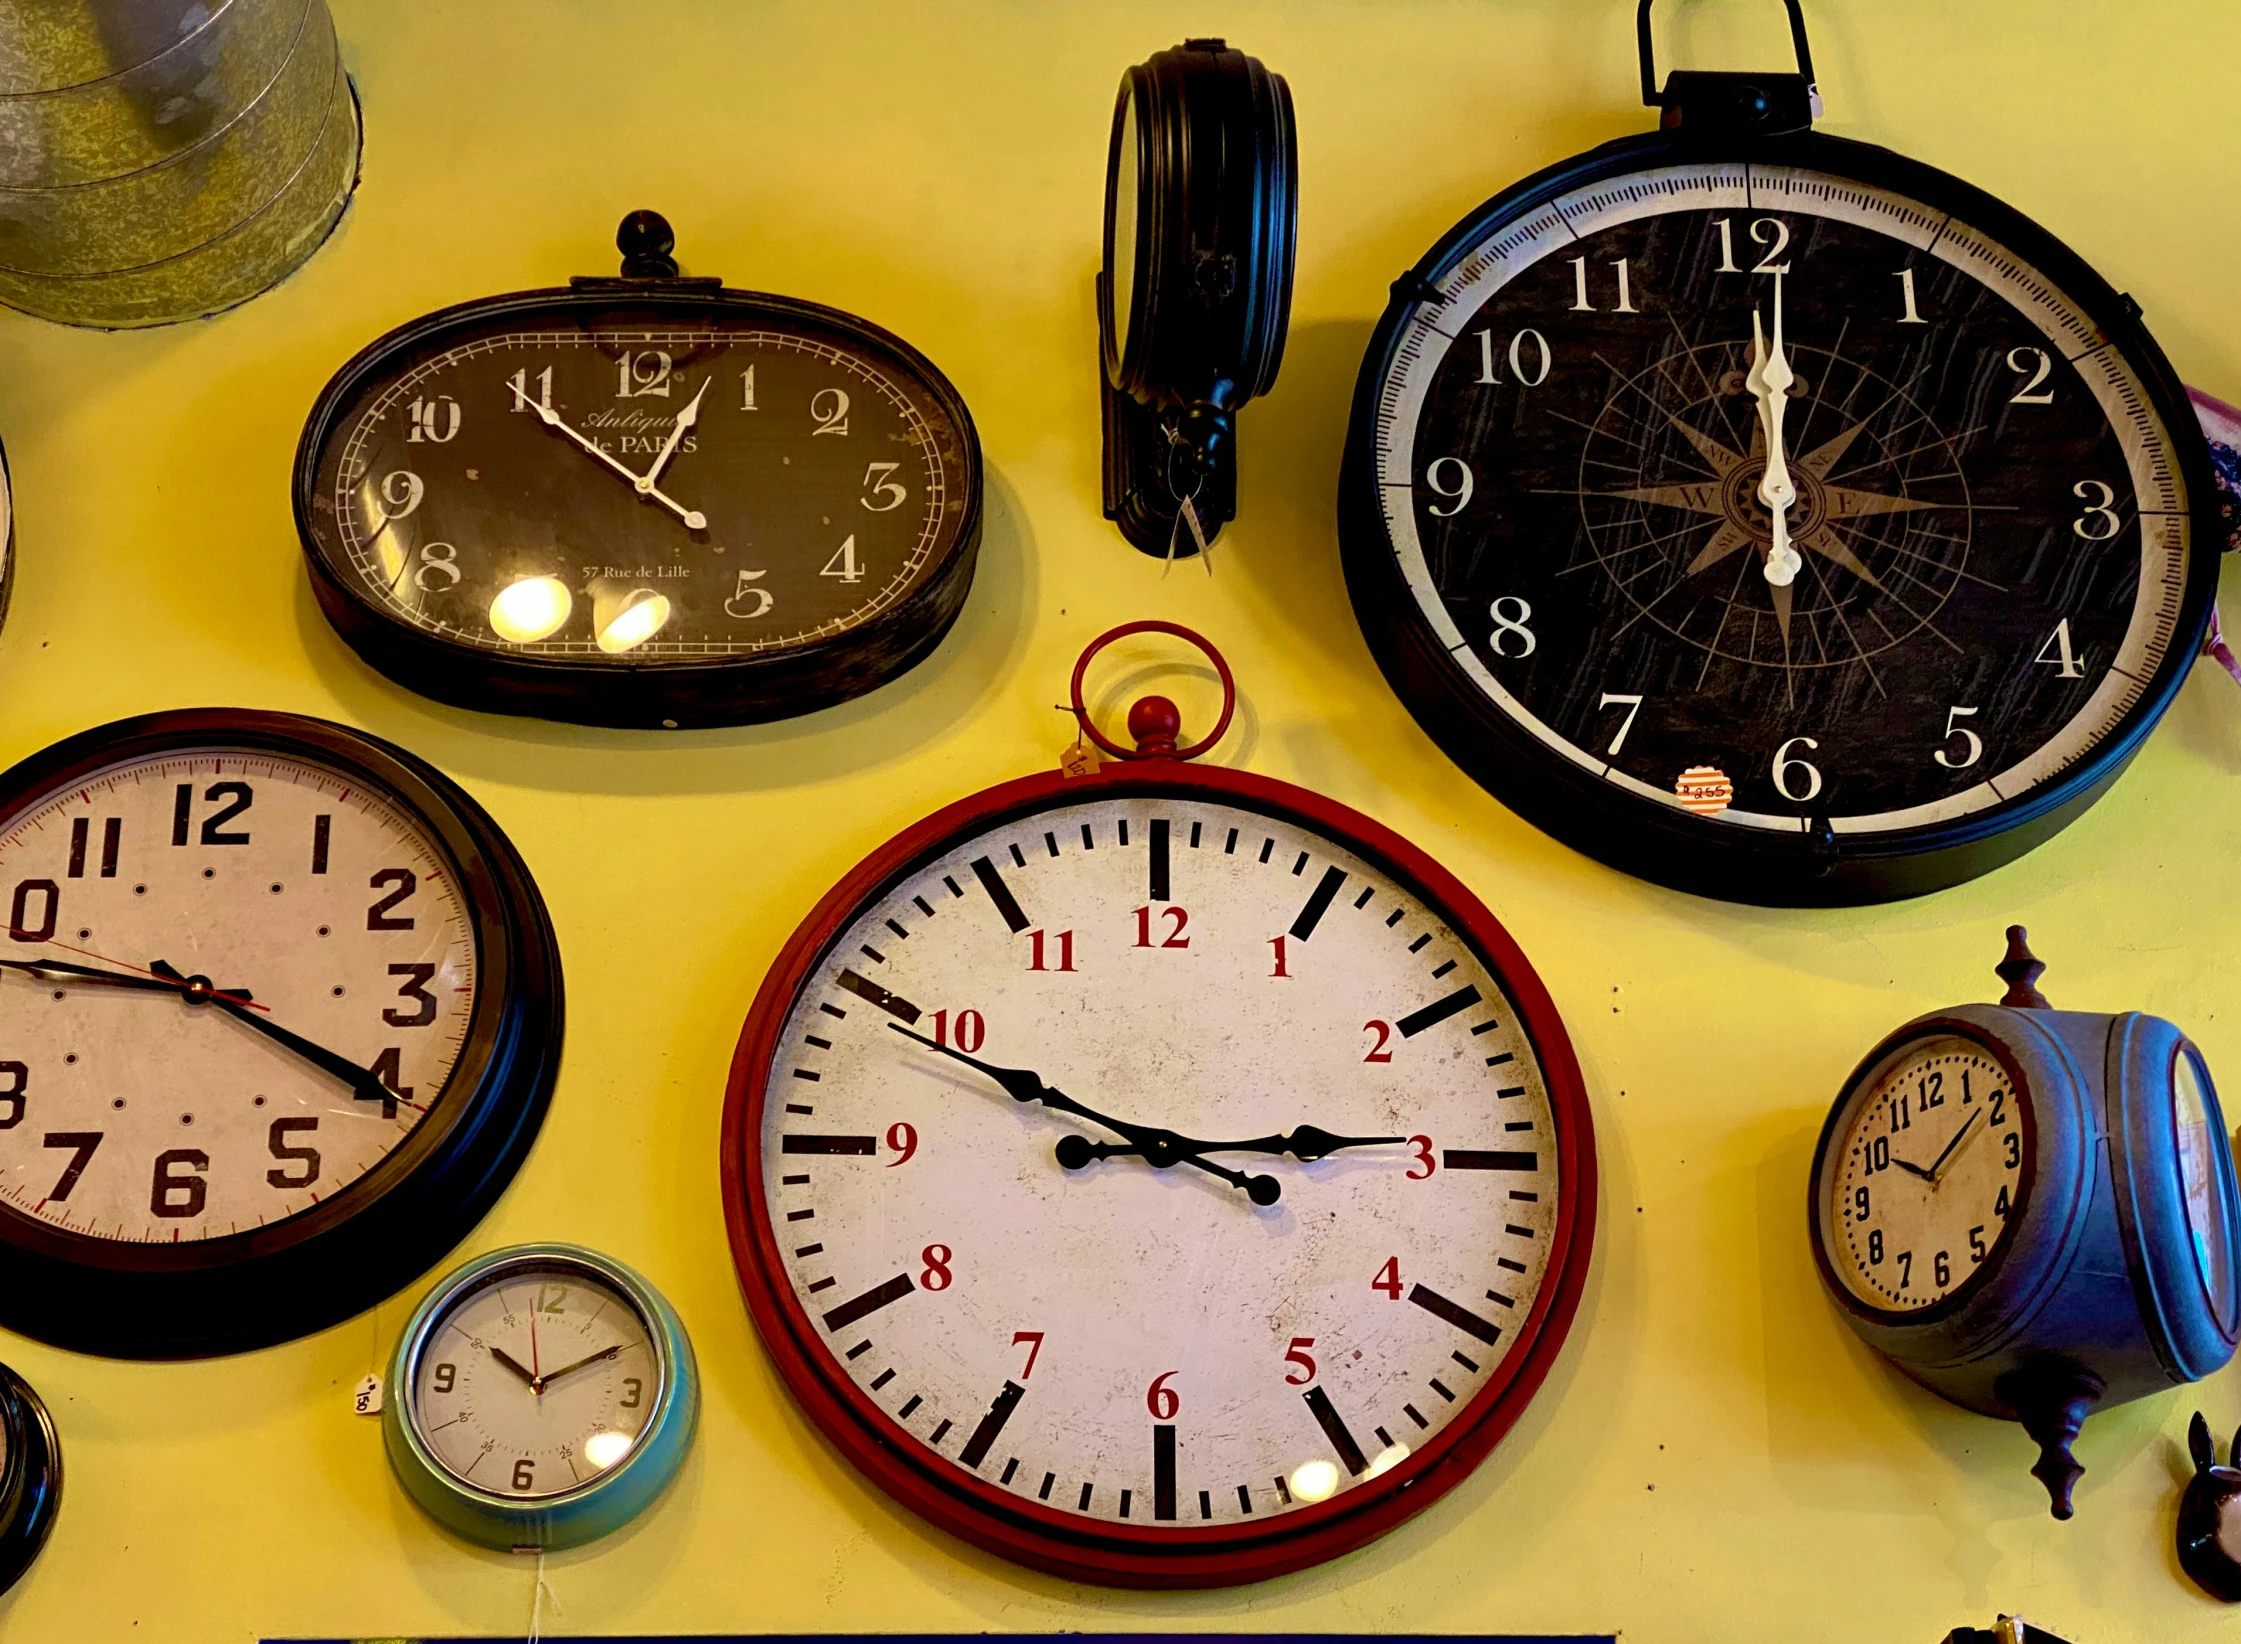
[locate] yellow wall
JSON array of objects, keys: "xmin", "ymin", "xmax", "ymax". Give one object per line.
[{"xmin": 2, "ymin": 2, "xmax": 2239, "ymax": 1638}]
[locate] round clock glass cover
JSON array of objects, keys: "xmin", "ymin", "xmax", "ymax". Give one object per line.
[
  {"xmin": 2175, "ymin": 1048, "xmax": 2233, "ymax": 1307},
  {"xmin": 296, "ymin": 213, "xmax": 982, "ymax": 729},
  {"xmin": 725, "ymin": 755, "xmax": 1595, "ymax": 1586},
  {"xmin": 1822, "ymin": 1033, "xmax": 2031, "ymax": 1312},
  {"xmin": 1341, "ymin": 131, "xmax": 2217, "ymax": 904},
  {"xmin": 0, "ymin": 710, "xmax": 562, "ymax": 1357}
]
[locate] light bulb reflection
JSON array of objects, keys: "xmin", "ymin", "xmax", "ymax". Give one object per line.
[
  {"xmin": 1288, "ymin": 1458, "xmax": 1341, "ymax": 1503},
  {"xmin": 584, "ymin": 1430, "xmax": 634, "ymax": 1470},
  {"xmin": 488, "ymin": 576, "xmax": 572, "ymax": 643},
  {"xmin": 596, "ymin": 589, "xmax": 670, "ymax": 654},
  {"xmin": 1364, "ymin": 1441, "xmax": 1410, "ymax": 1480}
]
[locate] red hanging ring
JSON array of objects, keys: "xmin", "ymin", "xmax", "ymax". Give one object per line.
[{"xmin": 1068, "ymin": 621, "xmax": 1237, "ymax": 761}]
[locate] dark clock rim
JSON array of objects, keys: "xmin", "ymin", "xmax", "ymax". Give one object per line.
[
  {"xmin": 292, "ymin": 284, "xmax": 986, "ymax": 730},
  {"xmin": 719, "ymin": 756, "xmax": 1598, "ymax": 1587},
  {"xmin": 1337, "ymin": 125, "xmax": 2221, "ymax": 907},
  {"xmin": 0, "ymin": 1363, "xmax": 59, "ymax": 1597},
  {"xmin": 1805, "ymin": 1019, "xmax": 2041, "ymax": 1330},
  {"xmin": 0, "ymin": 708, "xmax": 563, "ymax": 1358}
]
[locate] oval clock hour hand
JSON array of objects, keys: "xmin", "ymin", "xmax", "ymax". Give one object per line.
[
  {"xmin": 1056, "ymin": 1126, "xmax": 1405, "ymax": 1166},
  {"xmin": 888, "ymin": 1023, "xmax": 1281, "ymax": 1204}
]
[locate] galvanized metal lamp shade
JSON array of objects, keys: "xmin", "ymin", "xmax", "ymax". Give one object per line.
[{"xmin": 0, "ymin": 0, "xmax": 359, "ymax": 328}]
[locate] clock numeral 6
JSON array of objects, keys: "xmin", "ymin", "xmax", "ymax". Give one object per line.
[
  {"xmin": 1145, "ymin": 1370, "xmax": 1180, "ymax": 1420},
  {"xmin": 150, "ymin": 1148, "xmax": 208, "ymax": 1219},
  {"xmin": 919, "ymin": 1243, "xmax": 953, "ymax": 1291},
  {"xmin": 1283, "ymin": 1336, "xmax": 1317, "ymax": 1386},
  {"xmin": 1933, "ymin": 1250, "xmax": 1952, "ymax": 1288},
  {"xmin": 1772, "ymin": 736, "xmax": 1823, "ymax": 804},
  {"xmin": 512, "ymin": 1459, "xmax": 536, "ymax": 1491},
  {"xmin": 0, "ymin": 1061, "xmax": 25, "ymax": 1129}
]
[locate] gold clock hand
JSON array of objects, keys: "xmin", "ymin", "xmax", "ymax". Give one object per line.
[
  {"xmin": 535, "ymin": 1344, "xmax": 622, "ymax": 1391},
  {"xmin": 511, "ymin": 381, "xmax": 708, "ymax": 530}
]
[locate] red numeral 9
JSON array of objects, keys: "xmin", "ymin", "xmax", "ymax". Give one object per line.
[{"xmin": 885, "ymin": 1122, "xmax": 917, "ymax": 1166}]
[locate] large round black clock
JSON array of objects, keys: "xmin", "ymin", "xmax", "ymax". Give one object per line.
[{"xmin": 1338, "ymin": 14, "xmax": 2218, "ymax": 905}]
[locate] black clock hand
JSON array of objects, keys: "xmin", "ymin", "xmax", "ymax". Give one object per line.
[
  {"xmin": 1888, "ymin": 1155, "xmax": 1936, "ymax": 1182},
  {"xmin": 489, "ymin": 1345, "xmax": 540, "ymax": 1389},
  {"xmin": 151, "ymin": 959, "xmax": 407, "ymax": 1112},
  {"xmin": 888, "ymin": 1024, "xmax": 1280, "ymax": 1204},
  {"xmin": 1056, "ymin": 1126, "xmax": 1406, "ymax": 1167},
  {"xmin": 0, "ymin": 953, "xmax": 257, "ymax": 1005},
  {"xmin": 534, "ymin": 1343, "xmax": 623, "ymax": 1392},
  {"xmin": 1925, "ymin": 1107, "xmax": 1988, "ymax": 1184}
]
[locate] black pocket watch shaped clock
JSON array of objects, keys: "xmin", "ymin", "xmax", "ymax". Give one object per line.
[
  {"xmin": 0, "ymin": 1364, "xmax": 59, "ymax": 1597},
  {"xmin": 296, "ymin": 212, "xmax": 983, "ymax": 729},
  {"xmin": 0, "ymin": 710, "xmax": 563, "ymax": 1357},
  {"xmin": 1338, "ymin": 0, "xmax": 2218, "ymax": 903},
  {"xmin": 1101, "ymin": 40, "xmax": 1295, "ymax": 558},
  {"xmin": 1807, "ymin": 929, "xmax": 2241, "ymax": 1519}
]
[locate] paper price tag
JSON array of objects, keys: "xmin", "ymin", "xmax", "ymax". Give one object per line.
[{"xmin": 352, "ymin": 1373, "xmax": 384, "ymax": 1416}]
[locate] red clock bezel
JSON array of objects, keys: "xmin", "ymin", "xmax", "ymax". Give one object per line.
[{"xmin": 719, "ymin": 755, "xmax": 1597, "ymax": 1586}]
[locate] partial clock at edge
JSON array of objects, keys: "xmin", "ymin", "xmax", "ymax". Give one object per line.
[{"xmin": 294, "ymin": 210, "xmax": 984, "ymax": 730}]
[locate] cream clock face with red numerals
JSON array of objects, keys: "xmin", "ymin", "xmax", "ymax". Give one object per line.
[{"xmin": 730, "ymin": 771, "xmax": 1595, "ymax": 1583}]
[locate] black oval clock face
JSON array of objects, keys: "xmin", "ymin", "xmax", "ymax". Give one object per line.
[
  {"xmin": 298, "ymin": 292, "xmax": 981, "ymax": 729},
  {"xmin": 1344, "ymin": 143, "xmax": 2215, "ymax": 904}
]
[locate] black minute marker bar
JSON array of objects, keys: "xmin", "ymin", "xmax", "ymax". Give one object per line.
[
  {"xmin": 836, "ymin": 968, "xmax": 921, "ymax": 1023},
  {"xmin": 820, "ymin": 1272, "xmax": 915, "ymax": 1332},
  {"xmin": 1444, "ymin": 1149, "xmax": 1538, "ymax": 1172},
  {"xmin": 959, "ymin": 1380, "xmax": 1024, "ymax": 1469},
  {"xmin": 1289, "ymin": 865, "xmax": 1348, "ymax": 940},
  {"xmin": 1406, "ymin": 1282, "xmax": 1503, "ymax": 1346},
  {"xmin": 1302, "ymin": 1384, "xmax": 1369, "ymax": 1476},
  {"xmin": 1153, "ymin": 1424, "xmax": 1178, "ymax": 1520},
  {"xmin": 781, "ymin": 1135, "xmax": 877, "ymax": 1156},
  {"xmin": 1148, "ymin": 819, "xmax": 1171, "ymax": 902},
  {"xmin": 971, "ymin": 855, "xmax": 1031, "ymax": 933},
  {"xmin": 1397, "ymin": 984, "xmax": 1481, "ymax": 1037}
]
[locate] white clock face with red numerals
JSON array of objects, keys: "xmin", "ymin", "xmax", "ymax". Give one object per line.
[
  {"xmin": 748, "ymin": 787, "xmax": 1576, "ymax": 1543},
  {"xmin": 0, "ymin": 749, "xmax": 475, "ymax": 1243}
]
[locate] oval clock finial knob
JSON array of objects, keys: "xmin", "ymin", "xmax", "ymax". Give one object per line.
[
  {"xmin": 617, "ymin": 210, "xmax": 679, "ymax": 278},
  {"xmin": 1996, "ymin": 925, "xmax": 2050, "ymax": 1009},
  {"xmin": 1128, "ymin": 694, "xmax": 1183, "ymax": 756}
]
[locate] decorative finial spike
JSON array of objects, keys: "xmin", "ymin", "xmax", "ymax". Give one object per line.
[
  {"xmin": 1995, "ymin": 925, "xmax": 2049, "ymax": 1009},
  {"xmin": 616, "ymin": 210, "xmax": 679, "ymax": 278},
  {"xmin": 2004, "ymin": 1366, "xmax": 2100, "ymax": 1520}
]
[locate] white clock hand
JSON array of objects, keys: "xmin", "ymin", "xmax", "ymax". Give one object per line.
[
  {"xmin": 511, "ymin": 381, "xmax": 708, "ymax": 531},
  {"xmin": 1745, "ymin": 279, "xmax": 1802, "ymax": 586},
  {"xmin": 639, "ymin": 376, "xmax": 709, "ymax": 493}
]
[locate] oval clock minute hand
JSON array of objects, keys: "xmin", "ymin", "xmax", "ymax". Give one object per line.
[
  {"xmin": 151, "ymin": 959, "xmax": 406, "ymax": 1113},
  {"xmin": 0, "ymin": 955, "xmax": 232, "ymax": 1000},
  {"xmin": 511, "ymin": 382, "xmax": 707, "ymax": 530},
  {"xmin": 887, "ymin": 1023, "xmax": 1280, "ymax": 1203}
]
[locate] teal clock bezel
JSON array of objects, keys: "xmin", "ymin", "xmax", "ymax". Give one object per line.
[{"xmin": 383, "ymin": 1243, "xmax": 698, "ymax": 1551}]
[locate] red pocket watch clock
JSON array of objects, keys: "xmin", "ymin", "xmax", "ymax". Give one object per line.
[{"xmin": 722, "ymin": 623, "xmax": 1596, "ymax": 1586}]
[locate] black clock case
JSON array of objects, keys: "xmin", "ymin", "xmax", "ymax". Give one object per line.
[
  {"xmin": 294, "ymin": 287, "xmax": 984, "ymax": 730},
  {"xmin": 0, "ymin": 711, "xmax": 565, "ymax": 1358},
  {"xmin": 1809, "ymin": 1003, "xmax": 2241, "ymax": 1425},
  {"xmin": 0, "ymin": 1364, "xmax": 58, "ymax": 1597},
  {"xmin": 1338, "ymin": 127, "xmax": 2222, "ymax": 906}
]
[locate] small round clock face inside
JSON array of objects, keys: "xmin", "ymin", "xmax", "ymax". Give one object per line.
[
  {"xmin": 2174, "ymin": 1049, "xmax": 2233, "ymax": 1305},
  {"xmin": 0, "ymin": 711, "xmax": 562, "ymax": 1357},
  {"xmin": 1345, "ymin": 144, "xmax": 2214, "ymax": 902},
  {"xmin": 725, "ymin": 770, "xmax": 1594, "ymax": 1585},
  {"xmin": 297, "ymin": 291, "xmax": 981, "ymax": 727},
  {"xmin": 409, "ymin": 1260, "xmax": 661, "ymax": 1499},
  {"xmin": 1824, "ymin": 1034, "xmax": 2032, "ymax": 1312}
]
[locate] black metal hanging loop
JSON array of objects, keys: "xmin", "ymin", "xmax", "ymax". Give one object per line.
[{"xmin": 1636, "ymin": 0, "xmax": 1820, "ymax": 137}]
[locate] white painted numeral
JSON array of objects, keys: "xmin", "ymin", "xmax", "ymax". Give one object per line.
[
  {"xmin": 506, "ymin": 366, "xmax": 553, "ymax": 412},
  {"xmin": 413, "ymin": 542, "xmax": 460, "ymax": 592},
  {"xmin": 617, "ymin": 350, "xmax": 672, "ymax": 398},
  {"xmin": 1745, "ymin": 217, "xmax": 1791, "ymax": 274},
  {"xmin": 859, "ymin": 464, "xmax": 905, "ymax": 512},
  {"xmin": 1598, "ymin": 693, "xmax": 1644, "ymax": 755},
  {"xmin": 2036, "ymin": 619, "xmax": 2086, "ymax": 679},
  {"xmin": 1713, "ymin": 218, "xmax": 1740, "ymax": 274},
  {"xmin": 371, "ymin": 471, "xmax": 424, "ymax": 524},
  {"xmin": 1772, "ymin": 736, "xmax": 1823, "ymax": 803},
  {"xmin": 1489, "ymin": 597, "xmax": 1536, "ymax": 658},
  {"xmin": 1424, "ymin": 458, "xmax": 1474, "ymax": 517},
  {"xmin": 1568, "ymin": 257, "xmax": 1638, "ymax": 314},
  {"xmin": 406, "ymin": 396, "xmax": 460, "ymax": 443},
  {"xmin": 812, "ymin": 387, "xmax": 851, "ymax": 436},
  {"xmin": 2071, "ymin": 480, "xmax": 2121, "ymax": 541},
  {"xmin": 1894, "ymin": 268, "xmax": 1926, "ymax": 324},
  {"xmin": 1469, "ymin": 328, "xmax": 1552, "ymax": 387},
  {"xmin": 821, "ymin": 534, "xmax": 864, "ymax": 582},
  {"xmin": 739, "ymin": 365, "xmax": 757, "ymax": 411},
  {"xmin": 2007, "ymin": 347, "xmax": 2054, "ymax": 404},
  {"xmin": 1933, "ymin": 706, "xmax": 1983, "ymax": 770},
  {"xmin": 724, "ymin": 568, "xmax": 774, "ymax": 618}
]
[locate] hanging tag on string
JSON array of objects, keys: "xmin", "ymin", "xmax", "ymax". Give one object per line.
[
  {"xmin": 350, "ymin": 1372, "xmax": 383, "ymax": 1416},
  {"xmin": 1164, "ymin": 491, "xmax": 1214, "ymax": 576},
  {"xmin": 1056, "ymin": 706, "xmax": 1104, "ymax": 777}
]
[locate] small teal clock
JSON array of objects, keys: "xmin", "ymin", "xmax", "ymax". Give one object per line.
[{"xmin": 384, "ymin": 1244, "xmax": 698, "ymax": 1550}]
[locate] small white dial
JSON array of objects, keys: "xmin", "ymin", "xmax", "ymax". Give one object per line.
[
  {"xmin": 751, "ymin": 790, "xmax": 1575, "ymax": 1535},
  {"xmin": 0, "ymin": 749, "xmax": 475, "ymax": 1242},
  {"xmin": 409, "ymin": 1263, "xmax": 660, "ymax": 1500},
  {"xmin": 1826, "ymin": 1035, "xmax": 2029, "ymax": 1311}
]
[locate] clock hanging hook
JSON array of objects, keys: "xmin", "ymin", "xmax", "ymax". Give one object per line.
[
  {"xmin": 1636, "ymin": 0, "xmax": 1822, "ymax": 135},
  {"xmin": 1068, "ymin": 620, "xmax": 1237, "ymax": 761}
]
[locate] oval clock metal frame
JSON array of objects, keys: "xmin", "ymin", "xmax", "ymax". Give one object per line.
[
  {"xmin": 294, "ymin": 285, "xmax": 984, "ymax": 730},
  {"xmin": 384, "ymin": 1243, "xmax": 699, "ymax": 1551},
  {"xmin": 1338, "ymin": 127, "xmax": 2220, "ymax": 906},
  {"xmin": 0, "ymin": 1363, "xmax": 60, "ymax": 1598},
  {"xmin": 0, "ymin": 709, "xmax": 564, "ymax": 1358},
  {"xmin": 720, "ymin": 756, "xmax": 1597, "ymax": 1587}
]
